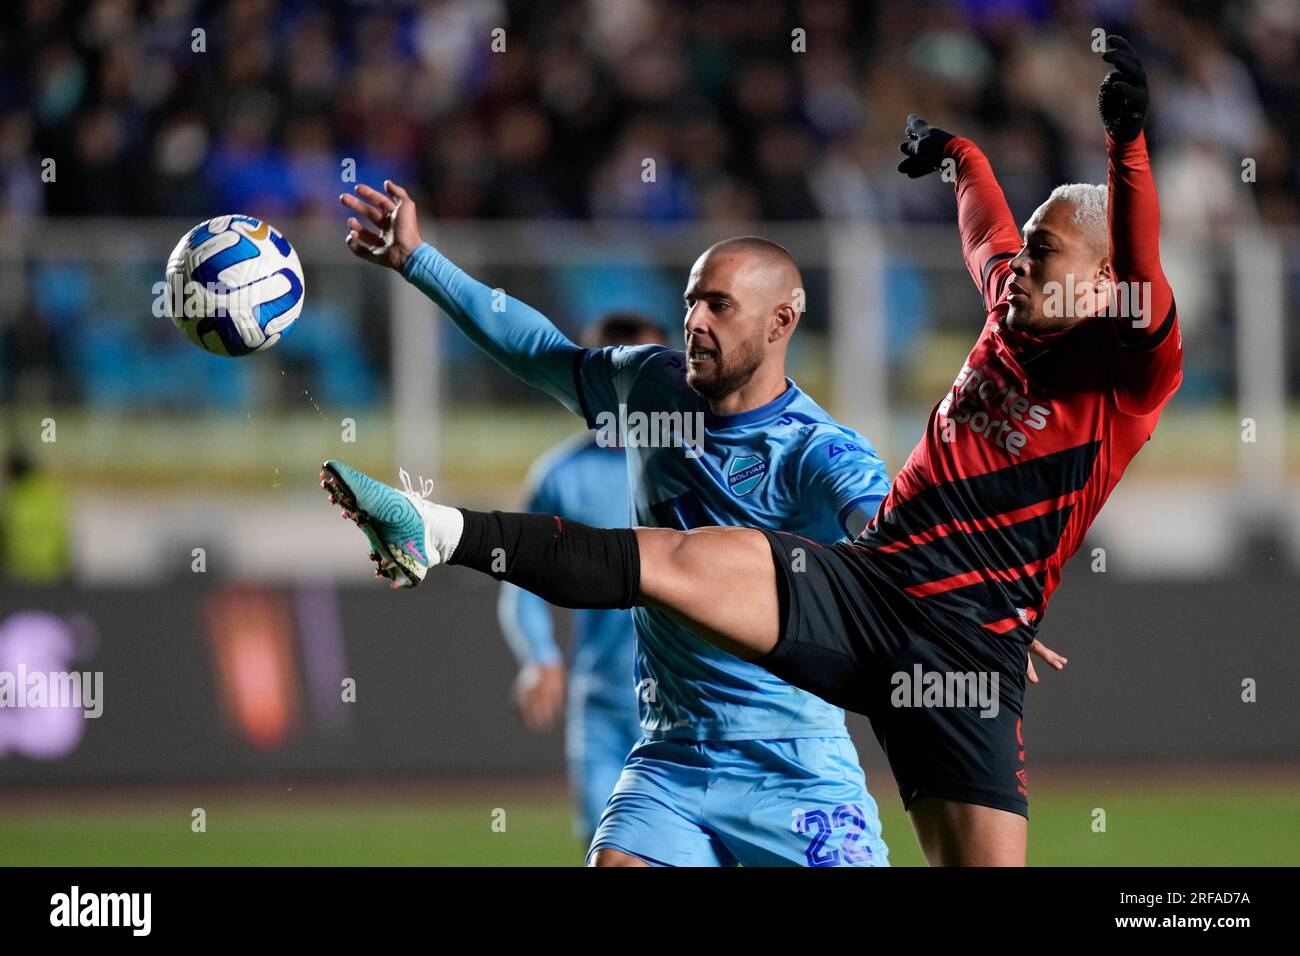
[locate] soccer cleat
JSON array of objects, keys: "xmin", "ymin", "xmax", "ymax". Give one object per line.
[{"xmin": 319, "ymin": 460, "xmax": 464, "ymax": 589}]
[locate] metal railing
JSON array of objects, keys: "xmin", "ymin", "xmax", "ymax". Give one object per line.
[{"xmin": 0, "ymin": 217, "xmax": 1293, "ymax": 487}]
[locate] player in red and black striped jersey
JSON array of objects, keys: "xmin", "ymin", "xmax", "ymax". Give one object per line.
[
  {"xmin": 752, "ymin": 34, "xmax": 1181, "ymax": 860},
  {"xmin": 864, "ymin": 85, "xmax": 1181, "ymax": 668},
  {"xmin": 381, "ymin": 37, "xmax": 1176, "ymax": 865}
]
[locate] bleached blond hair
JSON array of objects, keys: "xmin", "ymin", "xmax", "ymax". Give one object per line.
[{"xmin": 1047, "ymin": 183, "xmax": 1109, "ymax": 251}]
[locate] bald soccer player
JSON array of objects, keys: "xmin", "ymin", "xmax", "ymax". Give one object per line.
[{"xmin": 329, "ymin": 202, "xmax": 897, "ymax": 866}]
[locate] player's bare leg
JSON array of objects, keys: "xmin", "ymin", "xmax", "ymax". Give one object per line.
[
  {"xmin": 322, "ymin": 464, "xmax": 1057, "ymax": 867},
  {"xmin": 906, "ymin": 798, "xmax": 1027, "ymax": 866},
  {"xmin": 635, "ymin": 526, "xmax": 780, "ymax": 661},
  {"xmin": 589, "ymin": 848, "xmax": 651, "ymax": 867}
]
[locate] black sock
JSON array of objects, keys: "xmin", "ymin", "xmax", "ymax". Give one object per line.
[{"xmin": 449, "ymin": 510, "xmax": 641, "ymax": 609}]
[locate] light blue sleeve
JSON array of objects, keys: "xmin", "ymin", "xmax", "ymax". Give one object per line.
[
  {"xmin": 496, "ymin": 471, "xmax": 563, "ymax": 667},
  {"xmin": 401, "ymin": 242, "xmax": 585, "ymax": 416},
  {"xmin": 573, "ymin": 344, "xmax": 674, "ymax": 427},
  {"xmin": 799, "ymin": 430, "xmax": 891, "ymax": 540}
]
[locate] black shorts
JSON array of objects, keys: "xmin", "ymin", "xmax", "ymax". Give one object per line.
[{"xmin": 757, "ymin": 529, "xmax": 1029, "ymax": 818}]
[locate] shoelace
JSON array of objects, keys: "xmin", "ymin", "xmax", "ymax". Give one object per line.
[{"xmin": 398, "ymin": 467, "xmax": 435, "ymax": 501}]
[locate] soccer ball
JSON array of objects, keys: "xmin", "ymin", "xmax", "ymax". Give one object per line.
[{"xmin": 164, "ymin": 214, "xmax": 305, "ymax": 356}]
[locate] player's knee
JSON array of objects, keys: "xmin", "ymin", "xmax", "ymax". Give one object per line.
[
  {"xmin": 589, "ymin": 847, "xmax": 651, "ymax": 867},
  {"xmin": 908, "ymin": 797, "xmax": 1026, "ymax": 867}
]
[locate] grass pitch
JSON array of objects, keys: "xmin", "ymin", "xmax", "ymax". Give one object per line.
[{"xmin": 2, "ymin": 773, "xmax": 1296, "ymax": 866}]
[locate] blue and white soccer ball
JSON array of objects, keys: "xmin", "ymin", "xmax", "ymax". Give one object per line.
[{"xmin": 164, "ymin": 214, "xmax": 305, "ymax": 356}]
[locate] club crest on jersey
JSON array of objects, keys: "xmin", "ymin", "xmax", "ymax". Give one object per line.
[{"xmin": 727, "ymin": 455, "xmax": 767, "ymax": 496}]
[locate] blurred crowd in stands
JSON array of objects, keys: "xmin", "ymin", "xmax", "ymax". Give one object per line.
[
  {"xmin": 2, "ymin": 0, "xmax": 1296, "ymax": 226},
  {"xmin": 0, "ymin": 0, "xmax": 1295, "ymax": 410}
]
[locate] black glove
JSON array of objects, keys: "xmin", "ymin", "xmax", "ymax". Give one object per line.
[
  {"xmin": 897, "ymin": 114, "xmax": 955, "ymax": 178},
  {"xmin": 1097, "ymin": 34, "xmax": 1148, "ymax": 143}
]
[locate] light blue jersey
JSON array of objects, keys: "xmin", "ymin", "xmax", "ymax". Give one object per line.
[
  {"xmin": 402, "ymin": 242, "xmax": 891, "ymax": 865},
  {"xmin": 575, "ymin": 348, "xmax": 889, "ymax": 739},
  {"xmin": 497, "ymin": 436, "xmax": 641, "ymax": 838},
  {"xmin": 404, "ymin": 242, "xmax": 890, "ymax": 742}
]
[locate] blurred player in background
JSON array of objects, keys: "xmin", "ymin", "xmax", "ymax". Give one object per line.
[{"xmin": 496, "ymin": 313, "xmax": 665, "ymax": 846}]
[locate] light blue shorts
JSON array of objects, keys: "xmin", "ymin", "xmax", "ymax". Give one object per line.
[{"xmin": 587, "ymin": 736, "xmax": 889, "ymax": 867}]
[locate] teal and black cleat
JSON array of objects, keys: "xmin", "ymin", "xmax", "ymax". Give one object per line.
[{"xmin": 320, "ymin": 460, "xmax": 443, "ymax": 588}]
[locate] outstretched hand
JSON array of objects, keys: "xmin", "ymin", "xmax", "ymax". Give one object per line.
[
  {"xmin": 897, "ymin": 114, "xmax": 956, "ymax": 178},
  {"xmin": 1097, "ymin": 35, "xmax": 1148, "ymax": 143},
  {"xmin": 1027, "ymin": 639, "xmax": 1067, "ymax": 684},
  {"xmin": 340, "ymin": 180, "xmax": 423, "ymax": 271}
]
